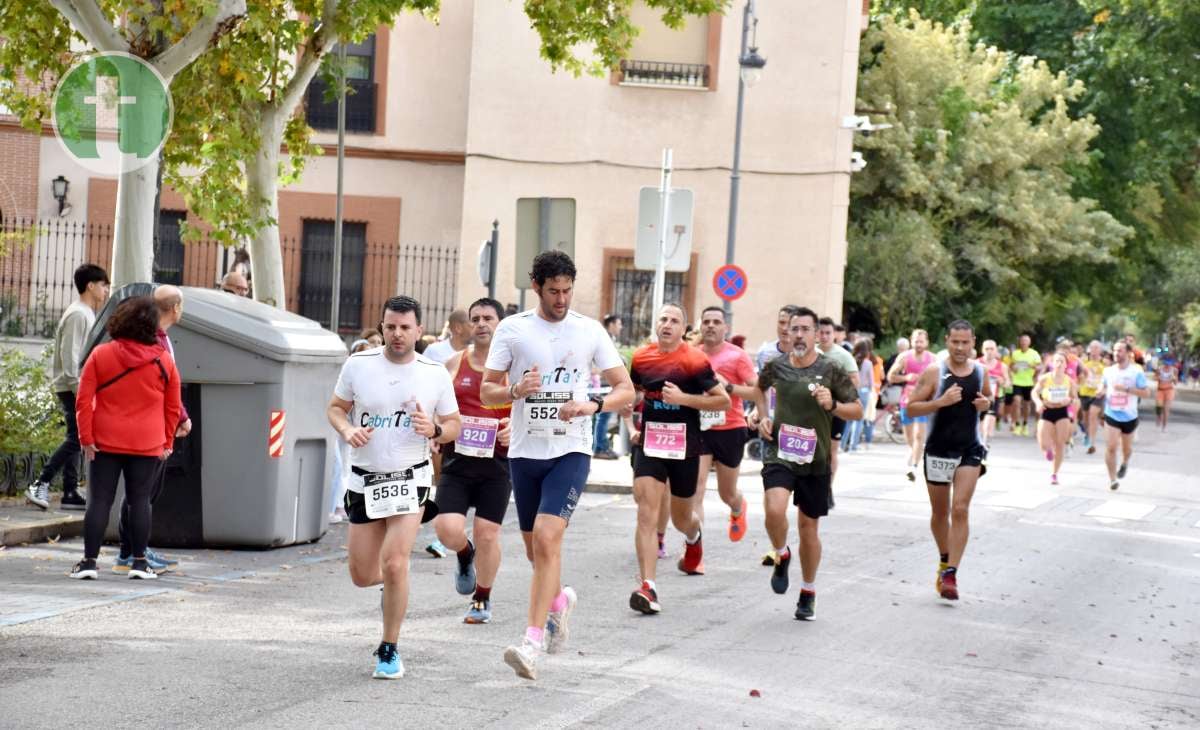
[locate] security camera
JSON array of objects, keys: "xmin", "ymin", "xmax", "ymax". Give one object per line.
[
  {"xmin": 850, "ymin": 151, "xmax": 866, "ymax": 172},
  {"xmin": 842, "ymin": 115, "xmax": 893, "ymax": 136}
]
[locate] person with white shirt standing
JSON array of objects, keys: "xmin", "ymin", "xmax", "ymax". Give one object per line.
[
  {"xmin": 481, "ymin": 251, "xmax": 634, "ymax": 680},
  {"xmin": 326, "ymin": 296, "xmax": 462, "ymax": 680}
]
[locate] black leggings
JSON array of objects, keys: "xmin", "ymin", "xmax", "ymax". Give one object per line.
[
  {"xmin": 84, "ymin": 452, "xmax": 159, "ymax": 561},
  {"xmin": 118, "ymin": 462, "xmax": 167, "ymax": 557}
]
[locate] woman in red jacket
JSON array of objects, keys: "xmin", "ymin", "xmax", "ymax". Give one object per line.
[{"xmin": 70, "ymin": 296, "xmax": 181, "ymax": 580}]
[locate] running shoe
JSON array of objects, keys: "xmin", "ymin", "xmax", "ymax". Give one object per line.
[
  {"xmin": 1117, "ymin": 462, "xmax": 1128, "ymax": 479},
  {"xmin": 373, "ymin": 643, "xmax": 404, "ymax": 679},
  {"xmin": 145, "ymin": 549, "xmax": 178, "ymax": 572},
  {"xmin": 761, "ymin": 551, "xmax": 776, "ymax": 567},
  {"xmin": 112, "ymin": 556, "xmax": 132, "ymax": 574},
  {"xmin": 503, "ymin": 637, "xmax": 542, "ymax": 680},
  {"xmin": 544, "ymin": 586, "xmax": 577, "ymax": 654},
  {"xmin": 936, "ymin": 562, "xmax": 948, "ymax": 594},
  {"xmin": 60, "ymin": 489, "xmax": 87, "ymax": 511},
  {"xmin": 677, "ymin": 533, "xmax": 705, "ymax": 575},
  {"xmin": 939, "ymin": 570, "xmax": 958, "ymax": 600},
  {"xmin": 728, "ymin": 497, "xmax": 748, "ymax": 542},
  {"xmin": 454, "ymin": 546, "xmax": 477, "ymax": 595},
  {"xmin": 1087, "ymin": 445, "xmax": 1096, "ymax": 455},
  {"xmin": 794, "ymin": 590, "xmax": 816, "ymax": 621},
  {"xmin": 629, "ymin": 581, "xmax": 661, "ymax": 615},
  {"xmin": 1051, "ymin": 473, "xmax": 1059, "ymax": 485},
  {"xmin": 128, "ymin": 559, "xmax": 157, "ymax": 581},
  {"xmin": 425, "ymin": 540, "xmax": 448, "ymax": 558},
  {"xmin": 464, "ymin": 599, "xmax": 492, "ymax": 624},
  {"xmin": 25, "ymin": 481, "xmax": 49, "ymax": 510},
  {"xmin": 657, "ymin": 538, "xmax": 667, "ymax": 560},
  {"xmin": 1110, "ymin": 480, "xmax": 1120, "ymax": 491},
  {"xmin": 906, "ymin": 468, "xmax": 915, "ymax": 482},
  {"xmin": 770, "ymin": 549, "xmax": 791, "ymax": 595},
  {"xmin": 69, "ymin": 559, "xmax": 98, "ymax": 580}
]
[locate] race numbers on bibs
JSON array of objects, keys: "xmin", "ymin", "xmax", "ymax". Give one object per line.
[
  {"xmin": 924, "ymin": 454, "xmax": 961, "ymax": 483},
  {"xmin": 1108, "ymin": 390, "xmax": 1129, "ymax": 408},
  {"xmin": 456, "ymin": 416, "xmax": 499, "ymax": 458},
  {"xmin": 778, "ymin": 424, "xmax": 817, "ymax": 465},
  {"xmin": 1047, "ymin": 386, "xmax": 1069, "ymax": 404},
  {"xmin": 525, "ymin": 392, "xmax": 571, "ymax": 437},
  {"xmin": 643, "ymin": 422, "xmax": 686, "ymax": 460},
  {"xmin": 363, "ymin": 464, "xmax": 431, "ymax": 519},
  {"xmin": 767, "ymin": 387, "xmax": 777, "ymax": 419},
  {"xmin": 700, "ymin": 410, "xmax": 726, "ymax": 431}
]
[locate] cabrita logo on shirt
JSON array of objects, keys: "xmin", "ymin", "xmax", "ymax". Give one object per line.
[
  {"xmin": 526, "ymin": 353, "xmax": 584, "ymax": 389},
  {"xmin": 360, "ymin": 399, "xmax": 416, "ymax": 430}
]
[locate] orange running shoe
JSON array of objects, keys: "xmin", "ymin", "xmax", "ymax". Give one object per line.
[{"xmin": 728, "ymin": 497, "xmax": 748, "ymax": 542}]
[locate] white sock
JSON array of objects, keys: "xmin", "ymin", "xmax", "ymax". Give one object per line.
[
  {"xmin": 685, "ymin": 529, "xmax": 701, "ymax": 545},
  {"xmin": 643, "ymin": 579, "xmax": 657, "ymax": 592},
  {"xmin": 801, "ymin": 581, "xmax": 816, "ymax": 592}
]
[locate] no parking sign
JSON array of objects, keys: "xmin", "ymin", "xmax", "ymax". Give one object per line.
[{"xmin": 713, "ymin": 265, "xmax": 748, "ymax": 302}]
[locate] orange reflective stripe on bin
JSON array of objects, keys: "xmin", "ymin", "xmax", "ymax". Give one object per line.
[{"xmin": 269, "ymin": 410, "xmax": 285, "ymax": 458}]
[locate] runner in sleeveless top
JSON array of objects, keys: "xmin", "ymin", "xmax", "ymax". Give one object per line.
[
  {"xmin": 904, "ymin": 320, "xmax": 992, "ymax": 601},
  {"xmin": 1078, "ymin": 341, "xmax": 1106, "ymax": 454},
  {"xmin": 434, "ymin": 298, "xmax": 513, "ymax": 625},
  {"xmin": 326, "ymin": 296, "xmax": 462, "ymax": 679},
  {"xmin": 886, "ymin": 329, "xmax": 935, "ymax": 481},
  {"xmin": 693, "ymin": 305, "xmax": 756, "ymax": 542},
  {"xmin": 1009, "ymin": 334, "xmax": 1041, "ymax": 436},
  {"xmin": 978, "ymin": 340, "xmax": 1009, "ymax": 448},
  {"xmin": 751, "ymin": 307, "xmax": 861, "ymax": 620},
  {"xmin": 482, "ymin": 251, "xmax": 634, "ymax": 680},
  {"xmin": 627, "ymin": 304, "xmax": 729, "ymax": 614},
  {"xmin": 1097, "ymin": 342, "xmax": 1151, "ymax": 491},
  {"xmin": 1156, "ymin": 354, "xmax": 1179, "ymax": 431},
  {"xmin": 1032, "ymin": 352, "xmax": 1078, "ymax": 485}
]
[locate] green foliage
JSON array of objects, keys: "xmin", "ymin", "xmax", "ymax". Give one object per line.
[
  {"xmin": 0, "ymin": 347, "xmax": 65, "ymax": 455},
  {"xmin": 848, "ymin": 12, "xmax": 1132, "ymax": 341}
]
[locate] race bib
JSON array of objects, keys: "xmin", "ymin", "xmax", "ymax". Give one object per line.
[
  {"xmin": 455, "ymin": 416, "xmax": 498, "ymax": 458},
  {"xmin": 1013, "ymin": 361, "xmax": 1029, "ymax": 372},
  {"xmin": 363, "ymin": 465, "xmax": 431, "ymax": 520},
  {"xmin": 700, "ymin": 410, "xmax": 726, "ymax": 431},
  {"xmin": 1047, "ymin": 386, "xmax": 1069, "ymax": 404},
  {"xmin": 925, "ymin": 454, "xmax": 961, "ymax": 483},
  {"xmin": 643, "ymin": 422, "xmax": 686, "ymax": 460},
  {"xmin": 778, "ymin": 424, "xmax": 816, "ymax": 465},
  {"xmin": 524, "ymin": 392, "xmax": 572, "ymax": 437},
  {"xmin": 1109, "ymin": 390, "xmax": 1129, "ymax": 408},
  {"xmin": 767, "ymin": 387, "xmax": 777, "ymax": 419}
]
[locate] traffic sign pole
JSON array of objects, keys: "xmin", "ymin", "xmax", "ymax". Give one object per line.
[{"xmin": 652, "ymin": 147, "xmax": 673, "ymax": 331}]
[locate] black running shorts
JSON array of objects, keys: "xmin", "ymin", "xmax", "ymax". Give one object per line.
[
  {"xmin": 1040, "ymin": 406, "xmax": 1071, "ymax": 424},
  {"xmin": 1104, "ymin": 415, "xmax": 1138, "ymax": 435},
  {"xmin": 436, "ymin": 468, "xmax": 512, "ymax": 524},
  {"xmin": 699, "ymin": 427, "xmax": 747, "ymax": 469},
  {"xmin": 633, "ymin": 446, "xmax": 700, "ymax": 499},
  {"xmin": 761, "ymin": 463, "xmax": 832, "ymax": 520}
]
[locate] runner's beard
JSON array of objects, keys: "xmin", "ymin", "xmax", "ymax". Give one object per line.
[{"xmin": 794, "ymin": 342, "xmax": 809, "ymax": 357}]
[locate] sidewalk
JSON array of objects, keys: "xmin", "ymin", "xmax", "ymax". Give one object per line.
[{"xmin": 0, "ymin": 495, "xmax": 84, "ymax": 548}]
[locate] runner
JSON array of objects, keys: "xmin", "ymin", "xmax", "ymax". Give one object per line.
[
  {"xmin": 1009, "ymin": 334, "xmax": 1041, "ymax": 436},
  {"xmin": 904, "ymin": 320, "xmax": 992, "ymax": 601},
  {"xmin": 755, "ymin": 305, "xmax": 801, "ymax": 372},
  {"xmin": 978, "ymin": 340, "xmax": 1010, "ymax": 448},
  {"xmin": 326, "ymin": 295, "xmax": 462, "ymax": 679},
  {"xmin": 1097, "ymin": 342, "xmax": 1151, "ymax": 490},
  {"xmin": 1032, "ymin": 352, "xmax": 1078, "ymax": 485},
  {"xmin": 627, "ymin": 304, "xmax": 730, "ymax": 615},
  {"xmin": 433, "ymin": 297, "xmax": 513, "ymax": 624},
  {"xmin": 1155, "ymin": 354, "xmax": 1179, "ymax": 431},
  {"xmin": 1078, "ymin": 341, "xmax": 1106, "ymax": 453},
  {"xmin": 482, "ymin": 250, "xmax": 634, "ymax": 680},
  {"xmin": 817, "ymin": 317, "xmax": 859, "ymax": 475},
  {"xmin": 693, "ymin": 305, "xmax": 756, "ymax": 540},
  {"xmin": 886, "ymin": 329, "xmax": 935, "ymax": 481},
  {"xmin": 751, "ymin": 307, "xmax": 861, "ymax": 620}
]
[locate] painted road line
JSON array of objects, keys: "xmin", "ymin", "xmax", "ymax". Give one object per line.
[
  {"xmin": 1018, "ymin": 518, "xmax": 1200, "ymax": 545},
  {"xmin": 983, "ymin": 491, "xmax": 1057, "ymax": 510},
  {"xmin": 1084, "ymin": 499, "xmax": 1156, "ymax": 521}
]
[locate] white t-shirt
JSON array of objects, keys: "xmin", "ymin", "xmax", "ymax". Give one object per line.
[
  {"xmin": 333, "ymin": 349, "xmax": 459, "ymax": 488},
  {"xmin": 422, "ymin": 339, "xmax": 461, "ymax": 365},
  {"xmin": 486, "ymin": 309, "xmax": 623, "ymax": 460},
  {"xmin": 1101, "ymin": 363, "xmax": 1147, "ymax": 423}
]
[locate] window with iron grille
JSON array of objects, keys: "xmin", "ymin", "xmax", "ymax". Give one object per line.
[
  {"xmin": 154, "ymin": 210, "xmax": 186, "ymax": 285},
  {"xmin": 306, "ymin": 34, "xmax": 377, "ymax": 133},
  {"xmin": 299, "ymin": 220, "xmax": 366, "ymax": 331},
  {"xmin": 608, "ymin": 256, "xmax": 688, "ymax": 347},
  {"xmin": 617, "ymin": 3, "xmax": 713, "ymax": 90}
]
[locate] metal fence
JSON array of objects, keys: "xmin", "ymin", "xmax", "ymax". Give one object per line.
[
  {"xmin": 0, "ymin": 217, "xmax": 460, "ymax": 338},
  {"xmin": 618, "ymin": 60, "xmax": 710, "ymax": 89},
  {"xmin": 609, "ymin": 255, "xmax": 688, "ymax": 346}
]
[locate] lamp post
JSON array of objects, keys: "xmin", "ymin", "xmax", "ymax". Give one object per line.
[
  {"xmin": 723, "ymin": 0, "xmax": 765, "ymax": 328},
  {"xmin": 51, "ymin": 175, "xmax": 70, "ymax": 216}
]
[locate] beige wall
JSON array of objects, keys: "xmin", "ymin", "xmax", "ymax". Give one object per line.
[
  {"xmin": 455, "ymin": 0, "xmax": 862, "ymax": 347},
  {"xmin": 628, "ymin": 3, "xmax": 709, "ymax": 65}
]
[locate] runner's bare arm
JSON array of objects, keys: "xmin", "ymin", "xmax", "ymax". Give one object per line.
[
  {"xmin": 327, "ymin": 395, "xmax": 372, "ymax": 447},
  {"xmin": 887, "ymin": 353, "xmax": 910, "ymax": 385},
  {"xmin": 1031, "ymin": 375, "xmax": 1046, "ymax": 411},
  {"xmin": 483, "ymin": 366, "xmax": 538, "ymax": 406},
  {"xmin": 598, "ymin": 365, "xmax": 635, "ymax": 412},
  {"xmin": 901, "ymin": 367, "xmax": 943, "ymax": 418},
  {"xmin": 731, "ymin": 374, "xmax": 759, "ymax": 401},
  {"xmin": 444, "ymin": 350, "xmax": 464, "ymax": 375}
]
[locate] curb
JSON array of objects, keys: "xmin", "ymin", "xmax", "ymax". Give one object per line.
[
  {"xmin": 0, "ymin": 512, "xmax": 85, "ymax": 547},
  {"xmin": 587, "ymin": 482, "xmax": 632, "ymax": 495}
]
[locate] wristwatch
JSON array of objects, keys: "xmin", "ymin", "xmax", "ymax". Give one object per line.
[
  {"xmin": 432, "ymin": 424, "xmax": 443, "ymax": 441},
  {"xmin": 588, "ymin": 394, "xmax": 606, "ymax": 413},
  {"xmin": 724, "ymin": 383, "xmax": 734, "ymax": 395}
]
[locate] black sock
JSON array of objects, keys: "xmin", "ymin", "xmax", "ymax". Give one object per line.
[
  {"xmin": 940, "ymin": 553, "xmax": 949, "ymax": 564},
  {"xmin": 457, "ymin": 540, "xmax": 474, "ymax": 567}
]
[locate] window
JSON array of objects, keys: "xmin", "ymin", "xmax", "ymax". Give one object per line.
[
  {"xmin": 154, "ymin": 211, "xmax": 186, "ymax": 285},
  {"xmin": 306, "ymin": 34, "xmax": 377, "ymax": 132},
  {"xmin": 607, "ymin": 255, "xmax": 689, "ymax": 347},
  {"xmin": 299, "ymin": 219, "xmax": 366, "ymax": 332},
  {"xmin": 617, "ymin": 3, "xmax": 716, "ymax": 90}
]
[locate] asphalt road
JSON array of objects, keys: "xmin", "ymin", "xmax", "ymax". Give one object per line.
[{"xmin": 2, "ymin": 400, "xmax": 1198, "ymax": 729}]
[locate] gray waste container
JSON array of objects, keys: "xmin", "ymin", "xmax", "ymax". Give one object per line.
[{"xmin": 97, "ymin": 285, "xmax": 346, "ymax": 548}]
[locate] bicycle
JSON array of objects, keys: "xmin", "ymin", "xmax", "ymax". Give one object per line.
[{"xmin": 875, "ymin": 387, "xmax": 906, "ymax": 444}]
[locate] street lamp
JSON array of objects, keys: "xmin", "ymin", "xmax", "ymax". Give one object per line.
[
  {"xmin": 51, "ymin": 175, "xmax": 70, "ymax": 217},
  {"xmin": 723, "ymin": 0, "xmax": 766, "ymax": 327}
]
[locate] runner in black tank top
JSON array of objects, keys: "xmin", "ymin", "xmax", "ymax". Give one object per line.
[{"xmin": 902, "ymin": 320, "xmax": 994, "ymax": 603}]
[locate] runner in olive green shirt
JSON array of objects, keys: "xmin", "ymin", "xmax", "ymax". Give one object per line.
[{"xmin": 751, "ymin": 307, "xmax": 861, "ymax": 621}]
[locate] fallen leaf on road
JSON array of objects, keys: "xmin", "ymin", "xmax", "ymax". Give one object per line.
[
  {"xmin": 966, "ymin": 652, "xmax": 978, "ymax": 658},
  {"xmin": 749, "ymin": 690, "xmax": 761, "ymax": 698},
  {"xmin": 47, "ymin": 534, "xmax": 60, "ymax": 544}
]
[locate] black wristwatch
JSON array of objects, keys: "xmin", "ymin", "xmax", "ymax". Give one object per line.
[
  {"xmin": 588, "ymin": 394, "xmax": 606, "ymax": 413},
  {"xmin": 432, "ymin": 424, "xmax": 443, "ymax": 441},
  {"xmin": 724, "ymin": 383, "xmax": 734, "ymax": 395}
]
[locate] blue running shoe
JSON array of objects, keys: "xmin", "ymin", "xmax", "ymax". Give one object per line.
[
  {"xmin": 464, "ymin": 599, "xmax": 492, "ymax": 624},
  {"xmin": 112, "ymin": 555, "xmax": 133, "ymax": 574},
  {"xmin": 373, "ymin": 643, "xmax": 404, "ymax": 679},
  {"xmin": 145, "ymin": 548, "xmax": 178, "ymax": 572},
  {"xmin": 544, "ymin": 586, "xmax": 577, "ymax": 654},
  {"xmin": 454, "ymin": 544, "xmax": 477, "ymax": 596}
]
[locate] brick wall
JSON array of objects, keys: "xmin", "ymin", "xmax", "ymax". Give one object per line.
[{"xmin": 0, "ymin": 122, "xmax": 43, "ymax": 328}]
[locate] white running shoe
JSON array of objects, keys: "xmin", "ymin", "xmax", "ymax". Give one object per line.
[
  {"xmin": 544, "ymin": 586, "xmax": 577, "ymax": 654},
  {"xmin": 503, "ymin": 637, "xmax": 542, "ymax": 680},
  {"xmin": 25, "ymin": 481, "xmax": 50, "ymax": 510}
]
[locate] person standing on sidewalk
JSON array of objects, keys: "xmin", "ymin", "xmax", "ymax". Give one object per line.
[
  {"xmin": 26, "ymin": 263, "xmax": 110, "ymax": 511},
  {"xmin": 69, "ymin": 296, "xmax": 181, "ymax": 581},
  {"xmin": 113, "ymin": 286, "xmax": 191, "ymax": 574}
]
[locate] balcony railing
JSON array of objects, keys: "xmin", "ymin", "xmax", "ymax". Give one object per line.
[
  {"xmin": 618, "ymin": 60, "xmax": 710, "ymax": 89},
  {"xmin": 306, "ymin": 78, "xmax": 377, "ymax": 133}
]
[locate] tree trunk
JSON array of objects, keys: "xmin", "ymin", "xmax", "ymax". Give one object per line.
[
  {"xmin": 110, "ymin": 156, "xmax": 159, "ymax": 288},
  {"xmin": 245, "ymin": 111, "xmax": 286, "ymax": 308}
]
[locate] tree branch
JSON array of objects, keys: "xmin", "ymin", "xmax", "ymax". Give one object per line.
[
  {"xmin": 49, "ymin": 0, "xmax": 128, "ymax": 53},
  {"xmin": 151, "ymin": 0, "xmax": 247, "ymax": 79},
  {"xmin": 277, "ymin": 0, "xmax": 339, "ymax": 119}
]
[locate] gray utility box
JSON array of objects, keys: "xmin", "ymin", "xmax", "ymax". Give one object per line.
[{"xmin": 99, "ymin": 286, "xmax": 346, "ymax": 548}]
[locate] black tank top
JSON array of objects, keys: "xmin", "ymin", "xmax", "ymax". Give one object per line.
[{"xmin": 926, "ymin": 361, "xmax": 985, "ymax": 455}]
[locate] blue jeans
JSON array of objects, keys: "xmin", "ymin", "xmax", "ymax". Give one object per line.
[
  {"xmin": 593, "ymin": 410, "xmax": 612, "ymax": 453},
  {"xmin": 843, "ymin": 387, "xmax": 873, "ymax": 451}
]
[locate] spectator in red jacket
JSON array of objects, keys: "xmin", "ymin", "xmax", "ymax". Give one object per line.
[{"xmin": 70, "ymin": 296, "xmax": 182, "ymax": 581}]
